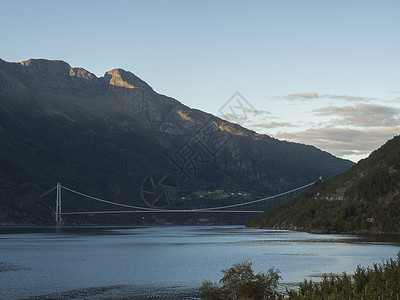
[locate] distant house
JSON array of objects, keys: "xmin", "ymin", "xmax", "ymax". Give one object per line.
[{"xmin": 367, "ymin": 217, "xmax": 375, "ymax": 223}]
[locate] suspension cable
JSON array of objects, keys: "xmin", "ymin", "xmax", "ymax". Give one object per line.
[
  {"xmin": 60, "ymin": 180, "xmax": 316, "ymax": 213},
  {"xmin": 62, "ymin": 186, "xmax": 161, "ymax": 211},
  {"xmin": 193, "ymin": 181, "xmax": 315, "ymax": 211},
  {"xmin": 40, "ymin": 185, "xmax": 57, "ymax": 198}
]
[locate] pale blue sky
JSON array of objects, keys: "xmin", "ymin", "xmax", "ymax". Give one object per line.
[{"xmin": 1, "ymin": 0, "xmax": 399, "ymax": 161}]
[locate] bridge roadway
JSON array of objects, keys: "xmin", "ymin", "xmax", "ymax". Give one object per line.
[{"xmin": 61, "ymin": 209, "xmax": 264, "ymax": 215}]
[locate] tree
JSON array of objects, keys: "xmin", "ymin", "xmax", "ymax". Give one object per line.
[{"xmin": 199, "ymin": 261, "xmax": 281, "ymax": 300}]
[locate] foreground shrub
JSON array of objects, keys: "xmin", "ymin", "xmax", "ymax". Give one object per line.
[
  {"xmin": 287, "ymin": 251, "xmax": 400, "ymax": 299},
  {"xmin": 199, "ymin": 261, "xmax": 281, "ymax": 300},
  {"xmin": 200, "ymin": 251, "xmax": 400, "ymax": 299}
]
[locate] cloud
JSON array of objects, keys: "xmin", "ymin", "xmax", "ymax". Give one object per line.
[
  {"xmin": 284, "ymin": 92, "xmax": 320, "ymax": 100},
  {"xmin": 280, "ymin": 92, "xmax": 376, "ymax": 102},
  {"xmin": 276, "ymin": 127, "xmax": 398, "ymax": 159},
  {"xmin": 220, "ymin": 108, "xmax": 273, "ymax": 124},
  {"xmin": 325, "ymin": 94, "xmax": 376, "ymax": 102},
  {"xmin": 314, "ymin": 103, "xmax": 400, "ymax": 127},
  {"xmin": 251, "ymin": 122, "xmax": 295, "ymax": 129},
  {"xmin": 259, "ymin": 92, "xmax": 400, "ymax": 160},
  {"xmin": 248, "ymin": 109, "xmax": 273, "ymax": 115}
]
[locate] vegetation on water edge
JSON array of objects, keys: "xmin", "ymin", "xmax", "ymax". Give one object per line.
[{"xmin": 199, "ymin": 251, "xmax": 400, "ymax": 299}]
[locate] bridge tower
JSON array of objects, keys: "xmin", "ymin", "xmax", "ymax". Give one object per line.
[{"xmin": 55, "ymin": 182, "xmax": 62, "ymax": 224}]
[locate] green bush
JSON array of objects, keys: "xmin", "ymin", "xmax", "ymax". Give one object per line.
[
  {"xmin": 200, "ymin": 252, "xmax": 400, "ymax": 299},
  {"xmin": 199, "ymin": 261, "xmax": 281, "ymax": 300},
  {"xmin": 288, "ymin": 251, "xmax": 400, "ymax": 299}
]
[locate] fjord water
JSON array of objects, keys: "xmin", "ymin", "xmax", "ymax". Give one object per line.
[{"xmin": 1, "ymin": 226, "xmax": 400, "ymax": 299}]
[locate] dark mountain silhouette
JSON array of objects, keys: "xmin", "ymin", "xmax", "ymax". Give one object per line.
[{"xmin": 0, "ymin": 58, "xmax": 353, "ymax": 224}]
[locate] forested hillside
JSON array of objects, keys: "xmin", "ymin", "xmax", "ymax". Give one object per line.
[{"xmin": 248, "ymin": 135, "xmax": 400, "ymax": 233}]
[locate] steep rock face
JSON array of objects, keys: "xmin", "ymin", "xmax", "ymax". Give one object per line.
[
  {"xmin": 21, "ymin": 59, "xmax": 97, "ymax": 81},
  {"xmin": 21, "ymin": 59, "xmax": 71, "ymax": 74},
  {"xmin": 0, "ymin": 72, "xmax": 11, "ymax": 92},
  {"xmin": 69, "ymin": 67, "xmax": 97, "ymax": 80},
  {"xmin": 105, "ymin": 68, "xmax": 152, "ymax": 90},
  {"xmin": 0, "ymin": 58, "xmax": 354, "ymax": 224}
]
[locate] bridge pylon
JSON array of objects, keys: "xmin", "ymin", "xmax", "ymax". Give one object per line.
[{"xmin": 55, "ymin": 182, "xmax": 62, "ymax": 224}]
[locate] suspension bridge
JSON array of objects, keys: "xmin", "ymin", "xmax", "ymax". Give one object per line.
[{"xmin": 40, "ymin": 179, "xmax": 319, "ymax": 224}]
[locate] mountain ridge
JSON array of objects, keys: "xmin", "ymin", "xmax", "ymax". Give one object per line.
[
  {"xmin": 0, "ymin": 58, "xmax": 354, "ymax": 225},
  {"xmin": 0, "ymin": 58, "xmax": 154, "ymax": 93}
]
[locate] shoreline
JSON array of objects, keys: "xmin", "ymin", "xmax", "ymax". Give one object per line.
[{"xmin": 246, "ymin": 224, "xmax": 400, "ymax": 235}]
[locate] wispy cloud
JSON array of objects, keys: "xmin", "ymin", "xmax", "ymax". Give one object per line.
[
  {"xmin": 280, "ymin": 92, "xmax": 376, "ymax": 102},
  {"xmin": 251, "ymin": 109, "xmax": 273, "ymax": 115},
  {"xmin": 283, "ymin": 92, "xmax": 319, "ymax": 100},
  {"xmin": 314, "ymin": 103, "xmax": 400, "ymax": 127},
  {"xmin": 251, "ymin": 122, "xmax": 295, "ymax": 129},
  {"xmin": 276, "ymin": 127, "xmax": 398, "ymax": 158},
  {"xmin": 325, "ymin": 94, "xmax": 376, "ymax": 102}
]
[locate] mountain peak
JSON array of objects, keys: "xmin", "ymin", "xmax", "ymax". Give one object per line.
[
  {"xmin": 21, "ymin": 59, "xmax": 71, "ymax": 74},
  {"xmin": 19, "ymin": 59, "xmax": 97, "ymax": 81},
  {"xmin": 69, "ymin": 67, "xmax": 97, "ymax": 80},
  {"xmin": 104, "ymin": 68, "xmax": 152, "ymax": 90},
  {"xmin": 6, "ymin": 59, "xmax": 150, "ymax": 89}
]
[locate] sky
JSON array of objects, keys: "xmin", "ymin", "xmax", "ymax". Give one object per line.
[{"xmin": 1, "ymin": 0, "xmax": 399, "ymax": 162}]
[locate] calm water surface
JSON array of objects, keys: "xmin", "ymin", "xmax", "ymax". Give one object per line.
[{"xmin": 1, "ymin": 226, "xmax": 400, "ymax": 299}]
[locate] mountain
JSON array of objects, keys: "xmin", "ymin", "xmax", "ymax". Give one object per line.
[
  {"xmin": 0, "ymin": 58, "xmax": 353, "ymax": 224},
  {"xmin": 248, "ymin": 135, "xmax": 400, "ymax": 233}
]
